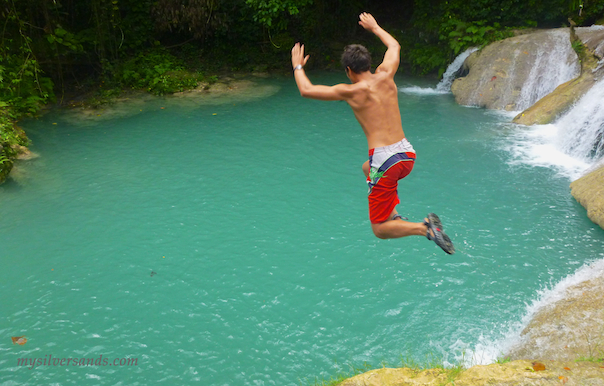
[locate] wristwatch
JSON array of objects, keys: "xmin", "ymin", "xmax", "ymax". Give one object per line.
[{"xmin": 293, "ymin": 64, "xmax": 303, "ymax": 71}]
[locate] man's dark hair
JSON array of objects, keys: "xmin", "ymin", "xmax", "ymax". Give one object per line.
[{"xmin": 341, "ymin": 44, "xmax": 371, "ymax": 73}]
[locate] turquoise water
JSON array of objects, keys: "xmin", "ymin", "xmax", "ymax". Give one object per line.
[{"xmin": 1, "ymin": 74, "xmax": 603, "ymax": 385}]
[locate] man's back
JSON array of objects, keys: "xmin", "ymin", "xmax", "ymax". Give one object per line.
[{"xmin": 346, "ymin": 70, "xmax": 406, "ymax": 150}]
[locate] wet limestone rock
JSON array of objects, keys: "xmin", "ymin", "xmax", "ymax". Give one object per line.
[
  {"xmin": 506, "ymin": 273, "xmax": 604, "ymax": 362},
  {"xmin": 570, "ymin": 166, "xmax": 604, "ymax": 229},
  {"xmin": 576, "ymin": 26, "xmax": 604, "ymax": 59},
  {"xmin": 451, "ymin": 29, "xmax": 579, "ymax": 111},
  {"xmin": 338, "ymin": 361, "xmax": 604, "ymax": 385},
  {"xmin": 513, "ymin": 26, "xmax": 604, "ymax": 125}
]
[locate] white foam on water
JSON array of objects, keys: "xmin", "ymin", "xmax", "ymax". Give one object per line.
[
  {"xmin": 503, "ymin": 77, "xmax": 604, "ymax": 180},
  {"xmin": 503, "ymin": 123, "xmax": 592, "ymax": 179},
  {"xmin": 398, "ymin": 85, "xmax": 448, "ymax": 95},
  {"xmin": 452, "ymin": 257, "xmax": 604, "ymax": 366}
]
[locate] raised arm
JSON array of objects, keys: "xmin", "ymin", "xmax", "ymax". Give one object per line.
[
  {"xmin": 291, "ymin": 43, "xmax": 354, "ymax": 101},
  {"xmin": 358, "ymin": 12, "xmax": 400, "ymax": 75}
]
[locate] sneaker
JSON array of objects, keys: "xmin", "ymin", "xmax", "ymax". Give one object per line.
[{"xmin": 424, "ymin": 213, "xmax": 455, "ymax": 254}]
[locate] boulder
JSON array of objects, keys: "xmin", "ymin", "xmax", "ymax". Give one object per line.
[
  {"xmin": 576, "ymin": 26, "xmax": 604, "ymax": 59},
  {"xmin": 506, "ymin": 273, "xmax": 604, "ymax": 361},
  {"xmin": 570, "ymin": 166, "xmax": 604, "ymax": 229},
  {"xmin": 513, "ymin": 26, "xmax": 604, "ymax": 125},
  {"xmin": 451, "ymin": 29, "xmax": 579, "ymax": 111}
]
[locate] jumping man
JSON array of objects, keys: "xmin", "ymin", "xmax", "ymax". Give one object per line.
[{"xmin": 291, "ymin": 12, "xmax": 454, "ymax": 254}]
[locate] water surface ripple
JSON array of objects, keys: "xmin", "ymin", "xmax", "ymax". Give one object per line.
[{"xmin": 1, "ymin": 75, "xmax": 603, "ymax": 385}]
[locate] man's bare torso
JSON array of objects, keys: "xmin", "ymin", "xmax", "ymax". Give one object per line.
[{"xmin": 346, "ymin": 71, "xmax": 406, "ymax": 150}]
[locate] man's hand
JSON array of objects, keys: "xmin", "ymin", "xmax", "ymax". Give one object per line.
[
  {"xmin": 358, "ymin": 12, "xmax": 379, "ymax": 32},
  {"xmin": 291, "ymin": 43, "xmax": 310, "ymax": 69}
]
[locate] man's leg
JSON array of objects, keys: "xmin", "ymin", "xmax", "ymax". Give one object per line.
[
  {"xmin": 363, "ymin": 161, "xmax": 425, "ymax": 239},
  {"xmin": 371, "ymin": 210, "xmax": 428, "ymax": 239}
]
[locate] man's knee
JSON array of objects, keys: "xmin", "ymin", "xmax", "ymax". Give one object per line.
[
  {"xmin": 371, "ymin": 223, "xmax": 389, "ymax": 239},
  {"xmin": 362, "ymin": 160, "xmax": 370, "ymax": 178}
]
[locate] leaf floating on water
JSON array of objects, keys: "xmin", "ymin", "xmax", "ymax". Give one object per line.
[
  {"xmin": 11, "ymin": 336, "xmax": 27, "ymax": 345},
  {"xmin": 532, "ymin": 362, "xmax": 546, "ymax": 371}
]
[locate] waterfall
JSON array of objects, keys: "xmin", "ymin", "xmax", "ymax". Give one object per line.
[
  {"xmin": 435, "ymin": 47, "xmax": 479, "ymax": 92},
  {"xmin": 556, "ymin": 77, "xmax": 604, "ymax": 163},
  {"xmin": 399, "ymin": 47, "xmax": 478, "ymax": 95},
  {"xmin": 506, "ymin": 77, "xmax": 604, "ymax": 179},
  {"xmin": 514, "ymin": 29, "xmax": 581, "ymax": 111}
]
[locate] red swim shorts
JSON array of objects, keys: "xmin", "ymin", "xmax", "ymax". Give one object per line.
[{"xmin": 367, "ymin": 138, "xmax": 416, "ymax": 224}]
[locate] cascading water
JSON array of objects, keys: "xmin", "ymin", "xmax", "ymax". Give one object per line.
[
  {"xmin": 556, "ymin": 77, "xmax": 604, "ymax": 162},
  {"xmin": 500, "ymin": 29, "xmax": 603, "ymax": 179},
  {"xmin": 514, "ymin": 29, "xmax": 581, "ymax": 111},
  {"xmin": 435, "ymin": 47, "xmax": 479, "ymax": 92},
  {"xmin": 457, "ymin": 29, "xmax": 580, "ymax": 110},
  {"xmin": 399, "ymin": 47, "xmax": 479, "ymax": 95}
]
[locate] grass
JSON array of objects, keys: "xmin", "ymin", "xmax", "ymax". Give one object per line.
[
  {"xmin": 575, "ymin": 355, "xmax": 604, "ymax": 363},
  {"xmin": 495, "ymin": 355, "xmax": 512, "ymax": 364},
  {"xmin": 303, "ymin": 352, "xmax": 467, "ymax": 386},
  {"xmin": 302, "ymin": 361, "xmax": 373, "ymax": 386}
]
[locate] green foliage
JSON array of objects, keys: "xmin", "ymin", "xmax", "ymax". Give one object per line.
[
  {"xmin": 575, "ymin": 353, "xmax": 604, "ymax": 363},
  {"xmin": 441, "ymin": 19, "xmax": 512, "ymax": 54},
  {"xmin": 47, "ymin": 27, "xmax": 84, "ymax": 52},
  {"xmin": 113, "ymin": 49, "xmax": 203, "ymax": 95},
  {"xmin": 303, "ymin": 361, "xmax": 373, "ymax": 386},
  {"xmin": 0, "ymin": 101, "xmax": 29, "ymax": 182},
  {"xmin": 0, "ymin": 46, "xmax": 53, "ymax": 116},
  {"xmin": 409, "ymin": 44, "xmax": 450, "ymax": 76},
  {"xmin": 245, "ymin": 0, "xmax": 313, "ymax": 30},
  {"xmin": 568, "ymin": 0, "xmax": 604, "ymax": 25},
  {"xmin": 572, "ymin": 39, "xmax": 586, "ymax": 56},
  {"xmin": 0, "ymin": 5, "xmax": 55, "ymax": 118},
  {"xmin": 119, "ymin": 0, "xmax": 155, "ymax": 51}
]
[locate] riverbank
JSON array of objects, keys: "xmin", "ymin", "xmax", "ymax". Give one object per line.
[{"xmin": 0, "ymin": 70, "xmax": 278, "ymax": 184}]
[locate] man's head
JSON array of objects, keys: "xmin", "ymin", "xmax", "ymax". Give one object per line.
[{"xmin": 341, "ymin": 44, "xmax": 371, "ymax": 74}]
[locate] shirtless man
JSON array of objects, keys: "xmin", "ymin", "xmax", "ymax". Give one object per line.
[{"xmin": 291, "ymin": 12, "xmax": 454, "ymax": 254}]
